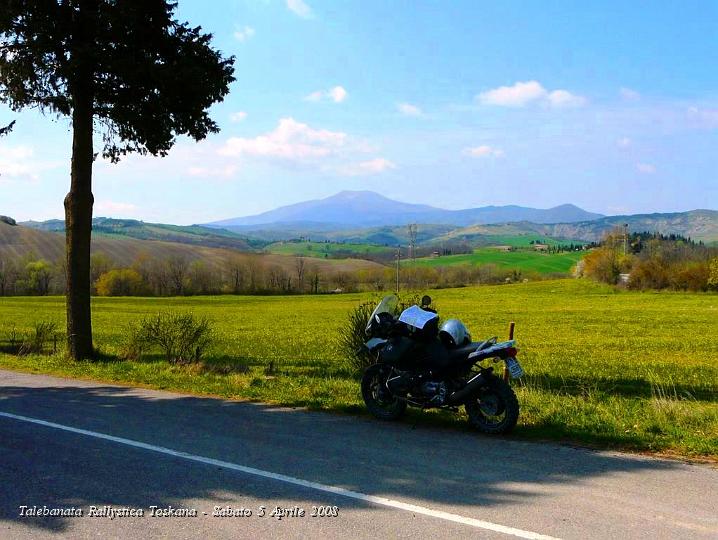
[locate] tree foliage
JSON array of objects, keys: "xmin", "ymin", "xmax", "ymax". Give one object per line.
[
  {"xmin": 584, "ymin": 229, "xmax": 718, "ymax": 291},
  {"xmin": 0, "ymin": 0, "xmax": 235, "ymax": 161}
]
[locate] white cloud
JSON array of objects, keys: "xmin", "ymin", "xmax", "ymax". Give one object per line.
[
  {"xmin": 636, "ymin": 163, "xmax": 656, "ymax": 174},
  {"xmin": 617, "ymin": 137, "xmax": 632, "ymax": 148},
  {"xmin": 328, "ymin": 86, "xmax": 347, "ymax": 103},
  {"xmin": 397, "ymin": 103, "xmax": 423, "ymax": 116},
  {"xmin": 338, "ymin": 158, "xmax": 396, "ymax": 176},
  {"xmin": 477, "ymin": 80, "xmax": 586, "ymax": 108},
  {"xmin": 547, "ymin": 89, "xmax": 587, "ymax": 108},
  {"xmin": 620, "ymin": 87, "xmax": 641, "ymax": 101},
  {"xmin": 478, "ymin": 81, "xmax": 546, "ymax": 107},
  {"xmin": 95, "ymin": 200, "xmax": 139, "ymax": 216},
  {"xmin": 230, "ymin": 111, "xmax": 248, "ymax": 122},
  {"xmin": 305, "ymin": 86, "xmax": 347, "ymax": 103},
  {"xmin": 304, "ymin": 90, "xmax": 323, "ymax": 102},
  {"xmin": 463, "ymin": 145, "xmax": 504, "ymax": 158},
  {"xmin": 0, "ymin": 144, "xmax": 61, "ymax": 182},
  {"xmin": 218, "ymin": 117, "xmax": 348, "ymax": 160},
  {"xmin": 287, "ymin": 0, "xmax": 313, "ymax": 18},
  {"xmin": 233, "ymin": 25, "xmax": 255, "ymax": 42}
]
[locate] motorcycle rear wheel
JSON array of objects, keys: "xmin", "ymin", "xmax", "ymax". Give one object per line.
[
  {"xmin": 361, "ymin": 364, "xmax": 407, "ymax": 421},
  {"xmin": 465, "ymin": 378, "xmax": 519, "ymax": 434}
]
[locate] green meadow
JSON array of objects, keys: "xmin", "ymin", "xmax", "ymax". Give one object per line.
[
  {"xmin": 0, "ymin": 279, "xmax": 716, "ymax": 458},
  {"xmin": 266, "ymin": 241, "xmax": 392, "ymax": 257},
  {"xmin": 410, "ymin": 247, "xmax": 586, "ymax": 274}
]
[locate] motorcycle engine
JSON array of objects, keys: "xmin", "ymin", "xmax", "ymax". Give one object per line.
[{"xmin": 420, "ymin": 381, "xmax": 447, "ymax": 405}]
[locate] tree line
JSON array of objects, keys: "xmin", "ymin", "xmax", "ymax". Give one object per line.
[
  {"xmin": 580, "ymin": 229, "xmax": 718, "ymax": 291},
  {"xmin": 0, "ymin": 250, "xmax": 564, "ymax": 297}
]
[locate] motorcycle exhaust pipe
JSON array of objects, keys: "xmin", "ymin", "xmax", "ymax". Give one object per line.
[{"xmin": 447, "ymin": 372, "xmax": 488, "ymax": 405}]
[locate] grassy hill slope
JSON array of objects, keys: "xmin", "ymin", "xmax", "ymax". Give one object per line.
[
  {"xmin": 22, "ymin": 218, "xmax": 262, "ymax": 251},
  {"xmin": 409, "ymin": 247, "xmax": 585, "ymax": 274},
  {"xmin": 266, "ymin": 240, "xmax": 393, "ymax": 258},
  {"xmin": 440, "ymin": 210, "xmax": 718, "ymax": 245},
  {"xmin": 0, "ymin": 222, "xmax": 384, "ymax": 274}
]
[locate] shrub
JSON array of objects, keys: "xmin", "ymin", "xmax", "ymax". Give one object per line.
[
  {"xmin": 628, "ymin": 258, "xmax": 671, "ymax": 290},
  {"xmin": 96, "ymin": 268, "xmax": 145, "ymax": 296},
  {"xmin": 709, "ymin": 258, "xmax": 718, "ymax": 290},
  {"xmin": 337, "ymin": 293, "xmax": 437, "ymax": 372},
  {"xmin": 336, "ymin": 299, "xmax": 377, "ymax": 372},
  {"xmin": 123, "ymin": 312, "xmax": 213, "ymax": 364},
  {"xmin": 668, "ymin": 261, "xmax": 709, "ymax": 291},
  {"xmin": 15, "ymin": 321, "xmax": 59, "ymax": 355}
]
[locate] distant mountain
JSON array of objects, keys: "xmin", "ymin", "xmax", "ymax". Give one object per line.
[
  {"xmin": 22, "ymin": 217, "xmax": 262, "ymax": 251},
  {"xmin": 207, "ymin": 190, "xmax": 604, "ymax": 229}
]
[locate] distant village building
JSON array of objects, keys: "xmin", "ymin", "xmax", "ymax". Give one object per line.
[{"xmin": 533, "ymin": 243, "xmax": 549, "ymax": 251}]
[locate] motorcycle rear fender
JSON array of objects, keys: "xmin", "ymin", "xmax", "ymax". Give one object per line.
[{"xmin": 468, "ymin": 340, "xmax": 516, "ymax": 361}]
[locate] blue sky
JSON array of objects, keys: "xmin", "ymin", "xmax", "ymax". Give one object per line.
[{"xmin": 1, "ymin": 0, "xmax": 717, "ymax": 224}]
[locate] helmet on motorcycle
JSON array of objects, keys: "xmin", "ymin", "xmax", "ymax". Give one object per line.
[{"xmin": 439, "ymin": 319, "xmax": 471, "ymax": 348}]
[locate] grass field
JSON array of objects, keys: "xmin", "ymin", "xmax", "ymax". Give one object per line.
[
  {"xmin": 266, "ymin": 240, "xmax": 392, "ymax": 258},
  {"xmin": 410, "ymin": 247, "xmax": 586, "ymax": 274},
  {"xmin": 0, "ymin": 279, "xmax": 716, "ymax": 459},
  {"xmin": 462, "ymin": 234, "xmax": 583, "ymax": 248}
]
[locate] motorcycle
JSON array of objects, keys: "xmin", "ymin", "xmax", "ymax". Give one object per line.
[{"xmin": 361, "ymin": 294, "xmax": 524, "ymax": 434}]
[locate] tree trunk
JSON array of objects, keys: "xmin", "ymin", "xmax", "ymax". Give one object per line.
[
  {"xmin": 65, "ymin": 0, "xmax": 98, "ymax": 360},
  {"xmin": 65, "ymin": 92, "xmax": 94, "ymax": 359}
]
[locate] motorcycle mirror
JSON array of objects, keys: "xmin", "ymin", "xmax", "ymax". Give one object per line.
[{"xmin": 421, "ymin": 295, "xmax": 432, "ymax": 307}]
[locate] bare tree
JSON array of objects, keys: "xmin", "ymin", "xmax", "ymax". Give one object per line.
[
  {"xmin": 308, "ymin": 265, "xmax": 321, "ymax": 294},
  {"xmin": 244, "ymin": 256, "xmax": 264, "ymax": 293},
  {"xmin": 0, "ymin": 257, "xmax": 18, "ymax": 296},
  {"xmin": 295, "ymin": 256, "xmax": 306, "ymax": 292},
  {"xmin": 167, "ymin": 255, "xmax": 189, "ymax": 296},
  {"xmin": 224, "ymin": 253, "xmax": 245, "ymax": 294},
  {"xmin": 188, "ymin": 260, "xmax": 218, "ymax": 295}
]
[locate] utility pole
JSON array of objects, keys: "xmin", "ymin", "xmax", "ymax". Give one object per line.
[
  {"xmin": 407, "ymin": 224, "xmax": 417, "ymax": 262},
  {"xmin": 395, "ymin": 247, "xmax": 401, "ymax": 293},
  {"xmin": 623, "ymin": 223, "xmax": 629, "ymax": 255}
]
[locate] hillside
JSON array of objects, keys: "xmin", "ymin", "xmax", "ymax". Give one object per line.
[
  {"xmin": 435, "ymin": 210, "xmax": 718, "ymax": 245},
  {"xmin": 0, "ymin": 222, "xmax": 384, "ymax": 275},
  {"xmin": 532, "ymin": 210, "xmax": 718, "ymax": 243},
  {"xmin": 208, "ymin": 190, "xmax": 603, "ymax": 228},
  {"xmin": 22, "ymin": 218, "xmax": 261, "ymax": 251},
  {"xmin": 408, "ymin": 248, "xmax": 585, "ymax": 274}
]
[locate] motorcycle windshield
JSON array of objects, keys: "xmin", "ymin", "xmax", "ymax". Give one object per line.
[{"xmin": 366, "ymin": 295, "xmax": 399, "ymax": 332}]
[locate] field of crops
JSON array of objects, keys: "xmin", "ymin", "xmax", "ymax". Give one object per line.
[
  {"xmin": 0, "ymin": 279, "xmax": 716, "ymax": 458},
  {"xmin": 462, "ymin": 234, "xmax": 581, "ymax": 248},
  {"xmin": 409, "ymin": 247, "xmax": 585, "ymax": 274},
  {"xmin": 266, "ymin": 241, "xmax": 392, "ymax": 258}
]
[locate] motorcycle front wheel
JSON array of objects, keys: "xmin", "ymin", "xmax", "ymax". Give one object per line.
[
  {"xmin": 361, "ymin": 364, "xmax": 407, "ymax": 420},
  {"xmin": 465, "ymin": 377, "xmax": 519, "ymax": 434}
]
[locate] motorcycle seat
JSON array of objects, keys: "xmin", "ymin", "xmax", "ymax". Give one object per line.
[{"xmin": 446, "ymin": 341, "xmax": 486, "ymax": 364}]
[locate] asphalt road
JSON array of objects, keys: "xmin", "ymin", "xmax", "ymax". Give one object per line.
[{"xmin": 0, "ymin": 370, "xmax": 716, "ymax": 540}]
